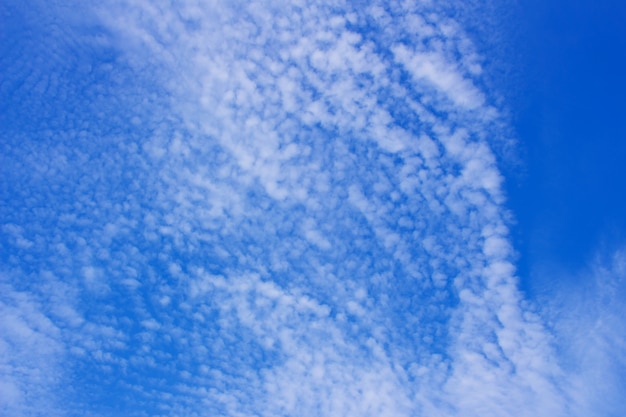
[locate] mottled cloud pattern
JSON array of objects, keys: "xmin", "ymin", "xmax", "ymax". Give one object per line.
[{"xmin": 2, "ymin": 0, "xmax": 617, "ymax": 416}]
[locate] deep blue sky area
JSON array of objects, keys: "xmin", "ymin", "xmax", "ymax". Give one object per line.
[{"xmin": 505, "ymin": 0, "xmax": 626, "ymax": 288}]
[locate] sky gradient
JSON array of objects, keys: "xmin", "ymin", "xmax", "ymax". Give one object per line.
[{"xmin": 1, "ymin": 1, "xmax": 625, "ymax": 416}]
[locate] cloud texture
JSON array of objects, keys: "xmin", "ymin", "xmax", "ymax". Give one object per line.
[{"xmin": 2, "ymin": 0, "xmax": 620, "ymax": 416}]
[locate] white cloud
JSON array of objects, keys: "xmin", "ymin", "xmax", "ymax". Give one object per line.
[
  {"xmin": 1, "ymin": 0, "xmax": 603, "ymax": 416},
  {"xmin": 85, "ymin": 0, "xmax": 571, "ymax": 414},
  {"xmin": 544, "ymin": 248, "xmax": 626, "ymax": 417},
  {"xmin": 393, "ymin": 44, "xmax": 486, "ymax": 110},
  {"xmin": 0, "ymin": 280, "xmax": 66, "ymax": 416}
]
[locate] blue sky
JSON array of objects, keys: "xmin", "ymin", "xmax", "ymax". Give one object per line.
[{"xmin": 1, "ymin": 1, "xmax": 625, "ymax": 416}]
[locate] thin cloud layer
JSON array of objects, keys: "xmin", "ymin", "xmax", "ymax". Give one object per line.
[
  {"xmin": 0, "ymin": 0, "xmax": 606, "ymax": 416},
  {"xmin": 541, "ymin": 248, "xmax": 626, "ymax": 417}
]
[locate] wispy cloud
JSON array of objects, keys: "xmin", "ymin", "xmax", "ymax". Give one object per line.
[{"xmin": 542, "ymin": 248, "xmax": 626, "ymax": 417}]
